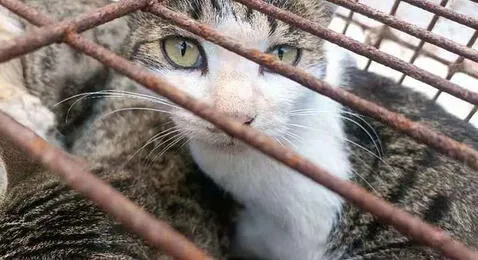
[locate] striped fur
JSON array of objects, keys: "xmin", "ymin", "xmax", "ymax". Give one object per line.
[{"xmin": 327, "ymin": 67, "xmax": 478, "ymax": 259}]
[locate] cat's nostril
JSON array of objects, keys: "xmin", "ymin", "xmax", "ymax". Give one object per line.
[{"xmin": 243, "ymin": 116, "xmax": 255, "ymax": 126}]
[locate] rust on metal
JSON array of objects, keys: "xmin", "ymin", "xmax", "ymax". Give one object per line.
[
  {"xmin": 400, "ymin": 0, "xmax": 478, "ymax": 30},
  {"xmin": 364, "ymin": 0, "xmax": 399, "ymax": 71},
  {"xmin": 397, "ymin": 0, "xmax": 449, "ymax": 84},
  {"xmin": 64, "ymin": 24, "xmax": 478, "ymax": 260},
  {"xmin": 335, "ymin": 12, "xmax": 478, "ymax": 81},
  {"xmin": 434, "ymin": 30, "xmax": 478, "ymax": 102},
  {"xmin": 0, "ymin": 113, "xmax": 212, "ymax": 260},
  {"xmin": 232, "ymin": 0, "xmax": 478, "ymax": 106},
  {"xmin": 327, "ymin": 0, "xmax": 478, "ymax": 63},
  {"xmin": 0, "ymin": 0, "xmax": 478, "ymax": 259},
  {"xmin": 0, "ymin": 0, "xmax": 150, "ymax": 63},
  {"xmin": 148, "ymin": 3, "xmax": 478, "ymax": 171}
]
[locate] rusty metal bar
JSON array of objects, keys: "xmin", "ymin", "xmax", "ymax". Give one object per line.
[
  {"xmin": 233, "ymin": 0, "xmax": 478, "ymax": 106},
  {"xmin": 0, "ymin": 0, "xmax": 149, "ymax": 62},
  {"xmin": 55, "ymin": 17, "xmax": 478, "ymax": 260},
  {"xmin": 0, "ymin": 0, "xmax": 212, "ymax": 259},
  {"xmin": 150, "ymin": 1, "xmax": 478, "ymax": 176},
  {"xmin": 335, "ymin": 13, "xmax": 447, "ymax": 64},
  {"xmin": 0, "ymin": 112, "xmax": 212, "ymax": 260},
  {"xmin": 340, "ymin": 0, "xmax": 359, "ymax": 35},
  {"xmin": 327, "ymin": 0, "xmax": 478, "ymax": 63},
  {"xmin": 2, "ymin": 0, "xmax": 477, "ymax": 107},
  {"xmin": 2, "ymin": 0, "xmax": 478, "ymax": 189},
  {"xmin": 363, "ymin": 0, "xmax": 401, "ymax": 71},
  {"xmin": 335, "ymin": 12, "xmax": 478, "ymax": 80},
  {"xmin": 400, "ymin": 0, "xmax": 478, "ymax": 30},
  {"xmin": 433, "ymin": 30, "xmax": 478, "ymax": 102},
  {"xmin": 397, "ymin": 0, "xmax": 449, "ymax": 84},
  {"xmin": 1, "ymin": 0, "xmax": 478, "ymax": 259}
]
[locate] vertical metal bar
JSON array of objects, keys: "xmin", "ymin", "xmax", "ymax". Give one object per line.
[
  {"xmin": 398, "ymin": 0, "xmax": 449, "ymax": 84},
  {"xmin": 341, "ymin": 10, "xmax": 355, "ymax": 35},
  {"xmin": 364, "ymin": 0, "xmax": 401, "ymax": 71},
  {"xmin": 433, "ymin": 30, "xmax": 478, "ymax": 102},
  {"xmin": 341, "ymin": 0, "xmax": 359, "ymax": 35},
  {"xmin": 465, "ymin": 106, "xmax": 478, "ymax": 122}
]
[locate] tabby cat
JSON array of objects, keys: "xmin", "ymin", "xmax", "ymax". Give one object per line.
[{"xmin": 0, "ymin": 0, "xmax": 477, "ymax": 259}]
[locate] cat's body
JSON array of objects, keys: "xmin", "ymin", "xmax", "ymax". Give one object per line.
[
  {"xmin": 0, "ymin": 0, "xmax": 477, "ymax": 259},
  {"xmin": 0, "ymin": 1, "xmax": 235, "ymax": 258},
  {"xmin": 328, "ymin": 66, "xmax": 478, "ymax": 259},
  {"xmin": 0, "ymin": 74, "xmax": 236, "ymax": 259}
]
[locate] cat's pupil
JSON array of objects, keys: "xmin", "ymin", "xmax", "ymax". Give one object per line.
[
  {"xmin": 277, "ymin": 47, "xmax": 284, "ymax": 60},
  {"xmin": 180, "ymin": 41, "xmax": 187, "ymax": 56}
]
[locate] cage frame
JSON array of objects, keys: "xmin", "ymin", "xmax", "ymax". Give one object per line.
[{"xmin": 0, "ymin": 0, "xmax": 477, "ymax": 259}]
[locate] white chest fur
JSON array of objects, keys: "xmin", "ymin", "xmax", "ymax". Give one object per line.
[{"xmin": 189, "ymin": 44, "xmax": 352, "ymax": 260}]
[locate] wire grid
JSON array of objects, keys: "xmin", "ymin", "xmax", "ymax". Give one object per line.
[
  {"xmin": 0, "ymin": 0, "xmax": 477, "ymax": 259},
  {"xmin": 336, "ymin": 0, "xmax": 478, "ymax": 123}
]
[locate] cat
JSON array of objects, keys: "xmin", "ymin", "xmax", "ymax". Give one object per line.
[
  {"xmin": 0, "ymin": 0, "xmax": 236, "ymax": 258},
  {"xmin": 125, "ymin": 1, "xmax": 478, "ymax": 259},
  {"xmin": 0, "ymin": 73, "xmax": 236, "ymax": 259},
  {"xmin": 0, "ymin": 0, "xmax": 477, "ymax": 259},
  {"xmin": 327, "ymin": 65, "xmax": 478, "ymax": 259}
]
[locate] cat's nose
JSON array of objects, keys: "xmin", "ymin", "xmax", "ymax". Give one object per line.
[
  {"xmin": 207, "ymin": 114, "xmax": 255, "ymax": 133},
  {"xmin": 234, "ymin": 114, "xmax": 255, "ymax": 126}
]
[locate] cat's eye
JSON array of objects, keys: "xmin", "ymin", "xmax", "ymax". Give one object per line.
[
  {"xmin": 162, "ymin": 37, "xmax": 204, "ymax": 69},
  {"xmin": 269, "ymin": 45, "xmax": 301, "ymax": 66}
]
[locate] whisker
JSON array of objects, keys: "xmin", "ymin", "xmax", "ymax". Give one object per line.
[
  {"xmin": 289, "ymin": 110, "xmax": 382, "ymax": 158},
  {"xmin": 56, "ymin": 89, "xmax": 178, "ymax": 108},
  {"xmin": 146, "ymin": 131, "xmax": 185, "ymax": 163},
  {"xmin": 288, "ymin": 122, "xmax": 399, "ymax": 194},
  {"xmin": 123, "ymin": 126, "xmax": 180, "ymax": 166},
  {"xmin": 148, "ymin": 133, "xmax": 186, "ymax": 166},
  {"xmin": 100, "ymin": 107, "xmax": 175, "ymax": 121}
]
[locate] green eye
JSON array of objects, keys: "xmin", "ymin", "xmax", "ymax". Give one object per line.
[
  {"xmin": 270, "ymin": 45, "xmax": 300, "ymax": 66},
  {"xmin": 162, "ymin": 37, "xmax": 204, "ymax": 69}
]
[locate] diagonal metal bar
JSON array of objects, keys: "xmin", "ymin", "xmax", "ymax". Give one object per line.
[
  {"xmin": 0, "ymin": 113, "xmax": 211, "ymax": 260},
  {"xmin": 327, "ymin": 0, "xmax": 478, "ymax": 63},
  {"xmin": 0, "ymin": 0, "xmax": 211, "ymax": 259},
  {"xmin": 0, "ymin": 0, "xmax": 149, "ymax": 62},
  {"xmin": 148, "ymin": 3, "xmax": 478, "ymax": 171},
  {"xmin": 364, "ymin": 0, "xmax": 401, "ymax": 71},
  {"xmin": 397, "ymin": 0, "xmax": 449, "ymax": 84},
  {"xmin": 1, "ymin": 0, "xmax": 478, "ymax": 259},
  {"xmin": 400, "ymin": 0, "xmax": 478, "ymax": 30},
  {"xmin": 433, "ymin": 30, "xmax": 478, "ymax": 102},
  {"xmin": 65, "ymin": 21, "xmax": 478, "ymax": 260},
  {"xmin": 232, "ymin": 0, "xmax": 478, "ymax": 106}
]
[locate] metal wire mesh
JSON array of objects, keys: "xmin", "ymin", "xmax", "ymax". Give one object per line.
[{"xmin": 0, "ymin": 0, "xmax": 477, "ymax": 259}]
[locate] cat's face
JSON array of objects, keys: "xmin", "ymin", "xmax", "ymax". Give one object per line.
[{"xmin": 128, "ymin": 0, "xmax": 335, "ymax": 148}]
